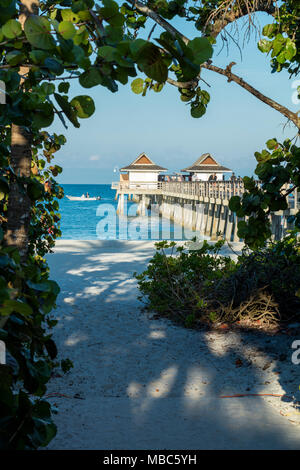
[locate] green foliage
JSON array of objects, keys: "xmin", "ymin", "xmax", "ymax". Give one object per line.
[
  {"xmin": 131, "ymin": 76, "xmax": 164, "ymax": 96},
  {"xmin": 229, "ymin": 139, "xmax": 300, "ymax": 248},
  {"xmin": 0, "ymin": 0, "xmax": 216, "ymax": 125},
  {"xmin": 135, "ymin": 239, "xmax": 235, "ymax": 324},
  {"xmin": 135, "ymin": 42, "xmax": 169, "ymax": 83},
  {"xmin": 136, "ymin": 235, "xmax": 300, "ymax": 327},
  {"xmin": 225, "ymin": 231, "xmax": 300, "ymax": 318},
  {"xmin": 0, "ymin": 125, "xmax": 70, "ymax": 449},
  {"xmin": 186, "ymin": 37, "xmax": 213, "ymax": 65},
  {"xmin": 61, "ymin": 358, "xmax": 74, "ymax": 374},
  {"xmin": 70, "ymin": 95, "xmax": 95, "ymax": 118},
  {"xmin": 24, "ymin": 16, "xmax": 55, "ymax": 50},
  {"xmin": 54, "ymin": 93, "xmax": 80, "ymax": 128},
  {"xmin": 58, "ymin": 21, "xmax": 76, "ymax": 40},
  {"xmin": 131, "ymin": 77, "xmax": 144, "ymax": 94},
  {"xmin": 257, "ymin": 1, "xmax": 299, "ymax": 75},
  {"xmin": 2, "ymin": 19, "xmax": 22, "ymax": 38},
  {"xmin": 0, "ymin": 245, "xmax": 60, "ymax": 449}
]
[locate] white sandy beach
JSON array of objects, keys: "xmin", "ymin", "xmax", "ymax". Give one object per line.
[{"xmin": 45, "ymin": 240, "xmax": 300, "ymax": 450}]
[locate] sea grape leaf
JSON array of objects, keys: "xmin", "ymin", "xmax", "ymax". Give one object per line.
[
  {"xmin": 70, "ymin": 95, "xmax": 95, "ymax": 118},
  {"xmin": 24, "ymin": 16, "xmax": 55, "ymax": 50}
]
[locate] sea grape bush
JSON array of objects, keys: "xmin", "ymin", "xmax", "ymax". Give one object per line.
[
  {"xmin": 135, "ymin": 234, "xmax": 300, "ymax": 327},
  {"xmin": 222, "ymin": 231, "xmax": 300, "ymax": 318},
  {"xmin": 0, "ymin": 125, "xmax": 70, "ymax": 448},
  {"xmin": 135, "ymin": 239, "xmax": 236, "ymax": 327},
  {"xmin": 257, "ymin": 1, "xmax": 299, "ymax": 76},
  {"xmin": 0, "ymin": 0, "xmax": 214, "ymax": 131},
  {"xmin": 229, "ymin": 139, "xmax": 300, "ymax": 249},
  {"xmin": 0, "ymin": 247, "xmax": 60, "ymax": 449}
]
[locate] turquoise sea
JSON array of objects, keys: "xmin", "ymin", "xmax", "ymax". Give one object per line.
[{"xmin": 59, "ymin": 184, "xmax": 197, "ymax": 240}]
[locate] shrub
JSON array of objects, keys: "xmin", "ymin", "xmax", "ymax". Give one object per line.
[
  {"xmin": 135, "ymin": 239, "xmax": 236, "ymax": 327},
  {"xmin": 0, "ymin": 246, "xmax": 59, "ymax": 449},
  {"xmin": 218, "ymin": 231, "xmax": 300, "ymax": 321},
  {"xmin": 135, "ymin": 232, "xmax": 300, "ymax": 328}
]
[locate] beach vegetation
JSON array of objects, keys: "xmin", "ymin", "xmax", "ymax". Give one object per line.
[
  {"xmin": 0, "ymin": 127, "xmax": 68, "ymax": 449},
  {"xmin": 135, "ymin": 233, "xmax": 300, "ymax": 328}
]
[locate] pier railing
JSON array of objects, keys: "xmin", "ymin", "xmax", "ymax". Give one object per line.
[
  {"xmin": 111, "ymin": 181, "xmax": 161, "ymax": 190},
  {"xmin": 112, "ymin": 180, "xmax": 244, "ymax": 198},
  {"xmin": 112, "ymin": 180, "xmax": 298, "ymax": 209},
  {"xmin": 160, "ymin": 181, "xmax": 245, "ymax": 199}
]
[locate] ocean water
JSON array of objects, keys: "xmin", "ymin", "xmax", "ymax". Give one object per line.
[{"xmin": 59, "ymin": 184, "xmax": 197, "ymax": 240}]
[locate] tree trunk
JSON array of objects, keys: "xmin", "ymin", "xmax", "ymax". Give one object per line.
[
  {"xmin": 4, "ymin": 1, "xmax": 39, "ymax": 261},
  {"xmin": 5, "ymin": 122, "xmax": 32, "ymax": 260}
]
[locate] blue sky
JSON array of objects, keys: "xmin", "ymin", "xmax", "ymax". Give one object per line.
[{"xmin": 52, "ymin": 11, "xmax": 298, "ymax": 184}]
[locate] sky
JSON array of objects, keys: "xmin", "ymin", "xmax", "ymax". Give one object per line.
[{"xmin": 51, "ymin": 11, "xmax": 299, "ymax": 184}]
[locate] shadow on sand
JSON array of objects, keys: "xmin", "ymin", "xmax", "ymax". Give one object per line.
[{"xmin": 45, "ymin": 240, "xmax": 300, "ymax": 450}]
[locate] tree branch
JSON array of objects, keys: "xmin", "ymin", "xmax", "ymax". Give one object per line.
[
  {"xmin": 128, "ymin": 0, "xmax": 298, "ymax": 129},
  {"xmin": 201, "ymin": 62, "xmax": 299, "ymax": 129},
  {"xmin": 88, "ymin": 9, "xmax": 106, "ymax": 39},
  {"xmin": 128, "ymin": 0, "xmax": 189, "ymax": 44},
  {"xmin": 166, "ymin": 77, "xmax": 198, "ymax": 89},
  {"xmin": 205, "ymin": 0, "xmax": 276, "ymax": 38}
]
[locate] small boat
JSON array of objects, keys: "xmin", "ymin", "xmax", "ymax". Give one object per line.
[{"xmin": 66, "ymin": 195, "xmax": 101, "ymax": 201}]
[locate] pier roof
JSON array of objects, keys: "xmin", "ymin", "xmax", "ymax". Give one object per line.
[
  {"xmin": 181, "ymin": 153, "xmax": 232, "ymax": 173},
  {"xmin": 120, "ymin": 153, "xmax": 167, "ymax": 172}
]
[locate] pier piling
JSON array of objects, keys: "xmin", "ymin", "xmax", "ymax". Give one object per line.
[{"xmin": 112, "ymin": 181, "xmax": 298, "ymax": 242}]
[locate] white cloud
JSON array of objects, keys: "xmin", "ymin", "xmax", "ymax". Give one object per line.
[{"xmin": 89, "ymin": 155, "xmax": 101, "ymax": 161}]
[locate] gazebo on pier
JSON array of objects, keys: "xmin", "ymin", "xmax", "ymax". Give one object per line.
[
  {"xmin": 181, "ymin": 153, "xmax": 232, "ymax": 181},
  {"xmin": 119, "ymin": 153, "xmax": 167, "ymax": 189}
]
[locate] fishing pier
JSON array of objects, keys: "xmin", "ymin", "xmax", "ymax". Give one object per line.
[
  {"xmin": 112, "ymin": 180, "xmax": 298, "ymax": 242},
  {"xmin": 112, "ymin": 153, "xmax": 298, "ymax": 242}
]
